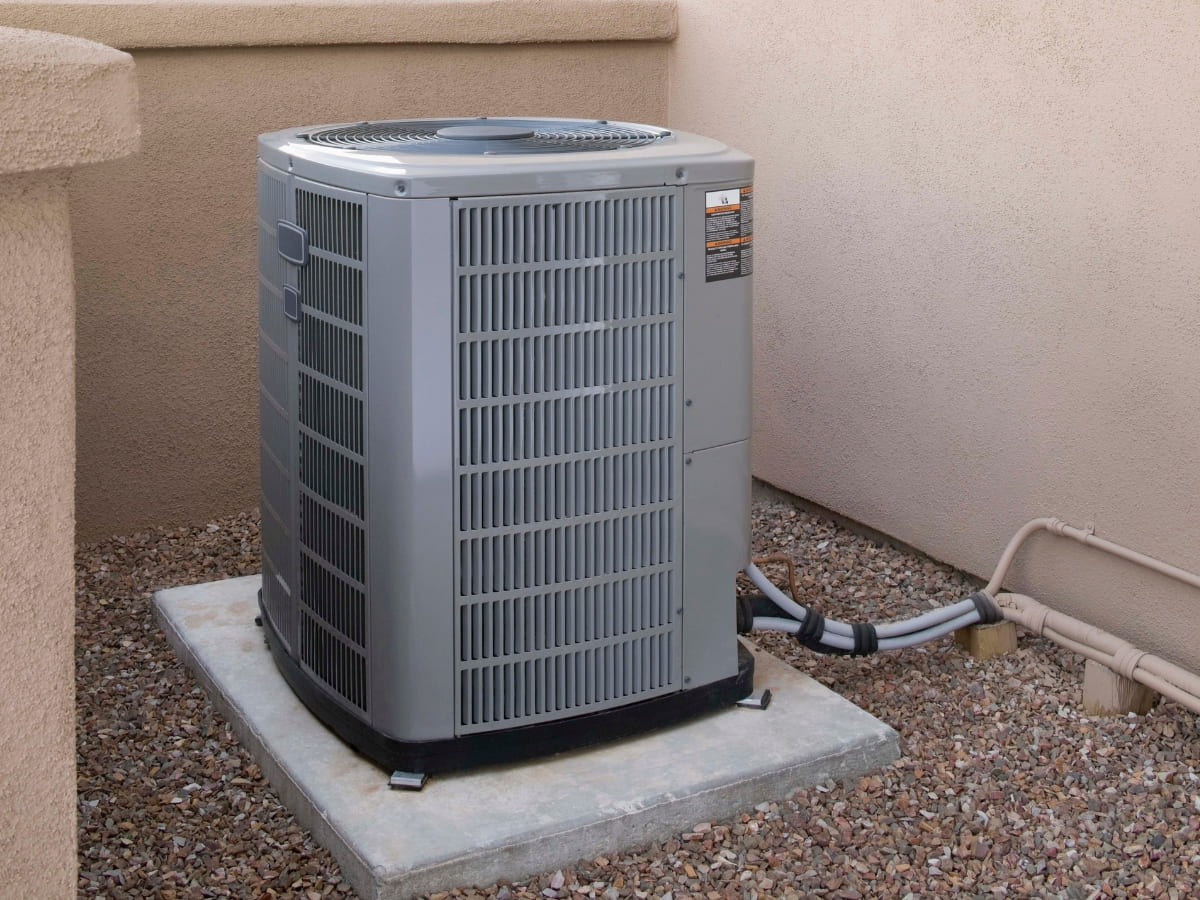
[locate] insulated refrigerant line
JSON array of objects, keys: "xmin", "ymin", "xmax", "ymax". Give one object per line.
[
  {"xmin": 741, "ymin": 561, "xmax": 1001, "ymax": 656},
  {"xmin": 746, "ymin": 518, "xmax": 1200, "ymax": 718}
]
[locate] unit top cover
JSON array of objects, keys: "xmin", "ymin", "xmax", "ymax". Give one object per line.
[{"xmin": 258, "ymin": 117, "xmax": 753, "ymax": 198}]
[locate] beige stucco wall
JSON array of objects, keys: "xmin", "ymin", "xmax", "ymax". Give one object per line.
[
  {"xmin": 66, "ymin": 39, "xmax": 668, "ymax": 540},
  {"xmin": 670, "ymin": 2, "xmax": 1200, "ymax": 671},
  {"xmin": 0, "ymin": 170, "xmax": 79, "ymax": 900},
  {"xmin": 0, "ymin": 27, "xmax": 138, "ymax": 898},
  {"xmin": 0, "ymin": 0, "xmax": 677, "ymax": 48}
]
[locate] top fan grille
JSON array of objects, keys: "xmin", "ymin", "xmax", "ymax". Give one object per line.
[{"xmin": 303, "ymin": 119, "xmax": 672, "ymax": 154}]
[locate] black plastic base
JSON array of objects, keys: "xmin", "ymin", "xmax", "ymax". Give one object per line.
[{"xmin": 258, "ymin": 594, "xmax": 755, "ymax": 775}]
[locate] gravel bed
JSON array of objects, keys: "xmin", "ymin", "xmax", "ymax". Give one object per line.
[{"xmin": 77, "ymin": 496, "xmax": 1200, "ymax": 899}]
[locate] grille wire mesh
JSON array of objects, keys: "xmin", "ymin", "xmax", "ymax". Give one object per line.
[{"xmin": 303, "ymin": 118, "xmax": 672, "ymax": 154}]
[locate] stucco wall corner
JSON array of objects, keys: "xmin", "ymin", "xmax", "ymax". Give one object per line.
[
  {"xmin": 0, "ymin": 27, "xmax": 137, "ymax": 899},
  {"xmin": 0, "ymin": 26, "xmax": 139, "ymax": 175},
  {"xmin": 0, "ymin": 170, "xmax": 80, "ymax": 900}
]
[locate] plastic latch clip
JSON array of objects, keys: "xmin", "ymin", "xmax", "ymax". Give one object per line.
[
  {"xmin": 283, "ymin": 286, "xmax": 301, "ymax": 322},
  {"xmin": 277, "ymin": 220, "xmax": 309, "ymax": 266}
]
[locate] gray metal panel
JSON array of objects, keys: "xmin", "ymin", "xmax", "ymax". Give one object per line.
[
  {"xmin": 258, "ymin": 124, "xmax": 753, "ymax": 200},
  {"xmin": 365, "ymin": 195, "xmax": 457, "ymax": 741},
  {"xmin": 451, "ymin": 187, "xmax": 685, "ymax": 735},
  {"xmin": 281, "ymin": 170, "xmax": 302, "ymax": 654},
  {"xmin": 682, "ymin": 182, "xmax": 753, "ymax": 454},
  {"xmin": 257, "ymin": 160, "xmax": 296, "ymax": 655},
  {"xmin": 681, "ymin": 439, "xmax": 750, "ymax": 688}
]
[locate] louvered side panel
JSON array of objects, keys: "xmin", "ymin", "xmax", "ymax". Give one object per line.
[
  {"xmin": 456, "ymin": 321, "xmax": 676, "ymax": 400},
  {"xmin": 293, "ymin": 180, "xmax": 370, "ymax": 715},
  {"xmin": 459, "ymin": 632, "xmax": 675, "ymax": 727},
  {"xmin": 457, "ymin": 509, "xmax": 674, "ymax": 595},
  {"xmin": 296, "ymin": 190, "xmax": 363, "ymax": 261},
  {"xmin": 456, "ymin": 386, "xmax": 674, "ymax": 466},
  {"xmin": 300, "ymin": 255, "xmax": 363, "ymax": 324},
  {"xmin": 458, "ymin": 445, "xmax": 673, "ymax": 530},
  {"xmin": 455, "ymin": 261, "xmax": 676, "ymax": 333},
  {"xmin": 257, "ymin": 165, "xmax": 295, "ymax": 652},
  {"xmin": 452, "ymin": 188, "xmax": 682, "ymax": 734},
  {"xmin": 299, "ymin": 609, "xmax": 367, "ymax": 711},
  {"xmin": 457, "ymin": 569, "xmax": 674, "ymax": 660}
]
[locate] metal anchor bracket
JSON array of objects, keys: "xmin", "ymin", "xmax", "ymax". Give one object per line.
[
  {"xmin": 736, "ymin": 689, "xmax": 772, "ymax": 711},
  {"xmin": 389, "ymin": 771, "xmax": 428, "ymax": 791}
]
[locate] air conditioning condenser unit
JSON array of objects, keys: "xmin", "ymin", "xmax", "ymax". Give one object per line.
[{"xmin": 256, "ymin": 117, "xmax": 756, "ymax": 778}]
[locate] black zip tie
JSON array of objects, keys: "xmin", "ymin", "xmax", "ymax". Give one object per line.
[
  {"xmin": 852, "ymin": 622, "xmax": 878, "ymax": 655},
  {"xmin": 735, "ymin": 595, "xmax": 756, "ymax": 634},
  {"xmin": 796, "ymin": 609, "xmax": 826, "ymax": 644},
  {"xmin": 968, "ymin": 591, "xmax": 1003, "ymax": 625},
  {"xmin": 793, "ymin": 611, "xmax": 876, "ymax": 657}
]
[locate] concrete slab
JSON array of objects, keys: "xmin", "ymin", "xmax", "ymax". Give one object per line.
[{"xmin": 155, "ymin": 576, "xmax": 899, "ymax": 900}]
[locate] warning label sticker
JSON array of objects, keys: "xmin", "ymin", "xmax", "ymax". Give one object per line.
[{"xmin": 705, "ymin": 185, "xmax": 753, "ymax": 282}]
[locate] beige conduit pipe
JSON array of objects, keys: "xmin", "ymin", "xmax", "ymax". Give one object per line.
[{"xmin": 983, "ymin": 517, "xmax": 1200, "ymax": 715}]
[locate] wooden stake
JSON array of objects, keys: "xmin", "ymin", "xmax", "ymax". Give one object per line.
[
  {"xmin": 1082, "ymin": 659, "xmax": 1159, "ymax": 716},
  {"xmin": 953, "ymin": 621, "xmax": 1018, "ymax": 660}
]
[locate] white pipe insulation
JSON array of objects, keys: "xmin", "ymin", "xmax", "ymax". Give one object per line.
[{"xmin": 985, "ymin": 518, "xmax": 1200, "ymax": 716}]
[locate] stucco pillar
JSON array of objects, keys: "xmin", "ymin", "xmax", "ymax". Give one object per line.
[{"xmin": 0, "ymin": 27, "xmax": 137, "ymax": 899}]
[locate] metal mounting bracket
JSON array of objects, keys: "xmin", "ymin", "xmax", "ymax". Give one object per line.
[
  {"xmin": 389, "ymin": 771, "xmax": 427, "ymax": 791},
  {"xmin": 736, "ymin": 689, "xmax": 772, "ymax": 711}
]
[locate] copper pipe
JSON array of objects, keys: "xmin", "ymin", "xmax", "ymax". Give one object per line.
[{"xmin": 751, "ymin": 553, "xmax": 812, "ymax": 613}]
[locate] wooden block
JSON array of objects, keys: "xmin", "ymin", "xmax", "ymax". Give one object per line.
[
  {"xmin": 953, "ymin": 621, "xmax": 1018, "ymax": 660},
  {"xmin": 1082, "ymin": 659, "xmax": 1159, "ymax": 716}
]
